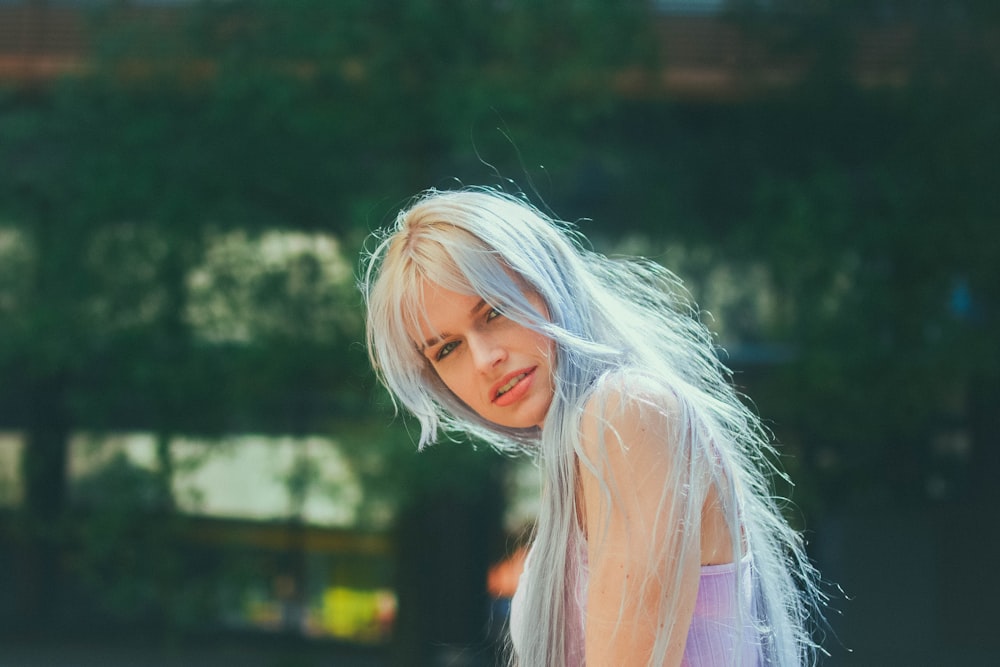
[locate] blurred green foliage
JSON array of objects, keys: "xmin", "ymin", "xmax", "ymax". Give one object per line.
[{"xmin": 0, "ymin": 0, "xmax": 997, "ymax": 654}]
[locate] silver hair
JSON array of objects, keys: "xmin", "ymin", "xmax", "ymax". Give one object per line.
[{"xmin": 360, "ymin": 187, "xmax": 823, "ymax": 666}]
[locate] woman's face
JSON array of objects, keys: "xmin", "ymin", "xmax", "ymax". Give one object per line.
[{"xmin": 413, "ymin": 279, "xmax": 555, "ymax": 430}]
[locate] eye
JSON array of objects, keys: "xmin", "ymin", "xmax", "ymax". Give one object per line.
[
  {"xmin": 435, "ymin": 340, "xmax": 459, "ymax": 361},
  {"xmin": 486, "ymin": 307, "xmax": 502, "ymax": 321}
]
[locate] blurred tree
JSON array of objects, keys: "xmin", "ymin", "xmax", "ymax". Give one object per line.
[
  {"xmin": 740, "ymin": 1, "xmax": 999, "ymax": 513},
  {"xmin": 0, "ymin": 0, "xmax": 655, "ymax": 648},
  {"xmin": 4, "ymin": 0, "xmax": 996, "ymax": 653},
  {"xmin": 614, "ymin": 0, "xmax": 1000, "ymax": 513}
]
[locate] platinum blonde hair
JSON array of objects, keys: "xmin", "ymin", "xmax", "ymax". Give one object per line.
[{"xmin": 360, "ymin": 188, "xmax": 822, "ymax": 666}]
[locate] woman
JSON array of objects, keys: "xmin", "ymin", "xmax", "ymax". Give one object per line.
[{"xmin": 361, "ymin": 188, "xmax": 823, "ymax": 666}]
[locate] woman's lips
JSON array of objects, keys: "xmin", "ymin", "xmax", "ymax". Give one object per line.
[{"xmin": 492, "ymin": 367, "xmax": 536, "ymax": 407}]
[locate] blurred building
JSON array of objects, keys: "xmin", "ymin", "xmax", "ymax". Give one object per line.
[{"xmin": 0, "ymin": 0, "xmax": 921, "ymax": 99}]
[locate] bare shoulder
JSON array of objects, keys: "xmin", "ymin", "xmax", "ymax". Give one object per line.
[
  {"xmin": 578, "ymin": 371, "xmax": 703, "ymax": 667},
  {"xmin": 576, "ymin": 371, "xmax": 695, "ymax": 576},
  {"xmin": 578, "ymin": 371, "xmax": 681, "ymax": 454}
]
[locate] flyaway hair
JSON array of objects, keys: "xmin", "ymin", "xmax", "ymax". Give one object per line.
[{"xmin": 360, "ymin": 187, "xmax": 824, "ymax": 666}]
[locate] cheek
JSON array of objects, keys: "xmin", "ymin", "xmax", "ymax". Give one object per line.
[{"xmin": 433, "ymin": 363, "xmax": 471, "ymax": 399}]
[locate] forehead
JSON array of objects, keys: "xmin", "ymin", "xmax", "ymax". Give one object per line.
[{"xmin": 405, "ymin": 278, "xmax": 482, "ymax": 346}]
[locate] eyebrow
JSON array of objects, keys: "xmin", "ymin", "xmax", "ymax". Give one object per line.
[{"xmin": 420, "ymin": 298, "xmax": 488, "ymax": 351}]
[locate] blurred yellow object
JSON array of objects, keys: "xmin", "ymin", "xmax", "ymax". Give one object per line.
[{"xmin": 321, "ymin": 587, "xmax": 396, "ymax": 642}]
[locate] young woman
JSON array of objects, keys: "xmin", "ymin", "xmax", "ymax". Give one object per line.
[{"xmin": 361, "ymin": 188, "xmax": 823, "ymax": 666}]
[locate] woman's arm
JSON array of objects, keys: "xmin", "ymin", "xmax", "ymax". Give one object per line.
[{"xmin": 578, "ymin": 384, "xmax": 701, "ymax": 667}]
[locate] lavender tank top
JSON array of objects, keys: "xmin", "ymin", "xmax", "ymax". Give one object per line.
[{"xmin": 510, "ymin": 528, "xmax": 761, "ymax": 666}]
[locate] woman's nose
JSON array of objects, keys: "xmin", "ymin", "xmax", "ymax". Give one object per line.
[{"xmin": 469, "ymin": 334, "xmax": 506, "ymax": 373}]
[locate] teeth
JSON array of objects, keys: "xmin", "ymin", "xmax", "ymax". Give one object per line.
[{"xmin": 496, "ymin": 373, "xmax": 527, "ymax": 398}]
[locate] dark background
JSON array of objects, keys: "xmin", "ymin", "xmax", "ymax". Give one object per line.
[{"xmin": 1, "ymin": 1, "xmax": 998, "ymax": 665}]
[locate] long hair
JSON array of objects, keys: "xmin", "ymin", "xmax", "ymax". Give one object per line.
[{"xmin": 360, "ymin": 187, "xmax": 822, "ymax": 666}]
